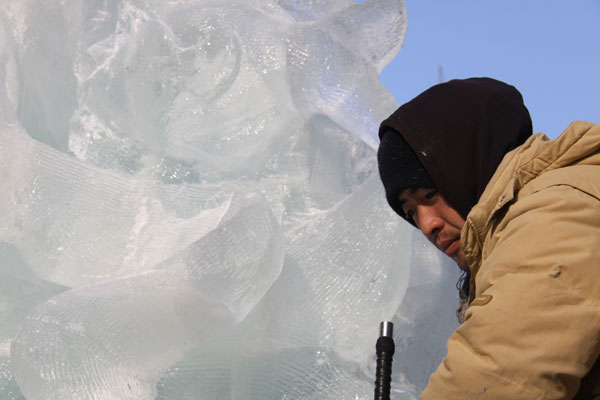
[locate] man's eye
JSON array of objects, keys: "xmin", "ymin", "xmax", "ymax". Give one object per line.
[{"xmin": 425, "ymin": 190, "xmax": 439, "ymax": 200}]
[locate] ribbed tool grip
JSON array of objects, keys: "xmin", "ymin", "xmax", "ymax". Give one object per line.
[{"xmin": 374, "ymin": 321, "xmax": 395, "ymax": 400}]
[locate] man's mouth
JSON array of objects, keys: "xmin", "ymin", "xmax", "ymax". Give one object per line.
[{"xmin": 439, "ymin": 238, "xmax": 460, "ymax": 257}]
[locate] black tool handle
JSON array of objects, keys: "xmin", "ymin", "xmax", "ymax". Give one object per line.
[{"xmin": 374, "ymin": 321, "xmax": 395, "ymax": 400}]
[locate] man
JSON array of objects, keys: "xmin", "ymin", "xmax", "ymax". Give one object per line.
[{"xmin": 377, "ymin": 77, "xmax": 600, "ymax": 399}]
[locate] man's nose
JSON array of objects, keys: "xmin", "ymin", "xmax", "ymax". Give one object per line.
[{"xmin": 416, "ymin": 205, "xmax": 444, "ymax": 237}]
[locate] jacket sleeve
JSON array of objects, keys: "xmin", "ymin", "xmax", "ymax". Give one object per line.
[{"xmin": 421, "ymin": 184, "xmax": 600, "ymax": 399}]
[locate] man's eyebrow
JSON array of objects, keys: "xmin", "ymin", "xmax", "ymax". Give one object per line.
[{"xmin": 397, "ymin": 188, "xmax": 417, "ymax": 205}]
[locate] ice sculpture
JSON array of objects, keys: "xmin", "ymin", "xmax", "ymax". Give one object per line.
[{"xmin": 0, "ymin": 0, "xmax": 461, "ymax": 399}]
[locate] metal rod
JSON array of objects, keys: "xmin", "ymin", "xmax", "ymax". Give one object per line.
[{"xmin": 379, "ymin": 321, "xmax": 393, "ymax": 337}]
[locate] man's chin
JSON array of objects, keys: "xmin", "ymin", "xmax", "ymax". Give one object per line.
[{"xmin": 453, "ymin": 254, "xmax": 469, "ymax": 271}]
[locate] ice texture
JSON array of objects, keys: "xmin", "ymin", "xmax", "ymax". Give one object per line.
[{"xmin": 0, "ymin": 0, "xmax": 461, "ymax": 399}]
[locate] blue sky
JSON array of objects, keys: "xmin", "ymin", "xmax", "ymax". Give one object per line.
[{"xmin": 379, "ymin": 1, "xmax": 600, "ymax": 139}]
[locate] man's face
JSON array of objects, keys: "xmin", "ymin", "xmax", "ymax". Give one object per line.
[{"xmin": 398, "ymin": 188, "xmax": 468, "ymax": 270}]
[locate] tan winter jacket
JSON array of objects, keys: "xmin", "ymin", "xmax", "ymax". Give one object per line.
[{"xmin": 421, "ymin": 121, "xmax": 600, "ymax": 399}]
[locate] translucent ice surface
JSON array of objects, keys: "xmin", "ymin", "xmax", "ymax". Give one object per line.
[{"xmin": 0, "ymin": 0, "xmax": 461, "ymax": 399}]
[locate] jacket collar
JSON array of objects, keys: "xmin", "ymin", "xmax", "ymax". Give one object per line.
[{"xmin": 461, "ymin": 121, "xmax": 600, "ymax": 299}]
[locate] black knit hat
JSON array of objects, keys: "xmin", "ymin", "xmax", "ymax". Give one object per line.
[
  {"xmin": 378, "ymin": 77, "xmax": 532, "ymax": 221},
  {"xmin": 377, "ymin": 128, "xmax": 435, "ymax": 224}
]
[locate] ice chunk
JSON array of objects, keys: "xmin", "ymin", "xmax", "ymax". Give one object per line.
[
  {"xmin": 0, "ymin": 0, "xmax": 461, "ymax": 398},
  {"xmin": 319, "ymin": 0, "xmax": 407, "ymax": 72},
  {"xmin": 390, "ymin": 232, "xmax": 461, "ymax": 391},
  {"xmin": 0, "ymin": 243, "xmax": 65, "ymax": 400},
  {"xmin": 287, "ymin": 0, "xmax": 405, "ymax": 149},
  {"xmin": 0, "ymin": 11, "xmax": 19, "ymax": 125},
  {"xmin": 262, "ymin": 175, "xmax": 412, "ymax": 359},
  {"xmin": 0, "ymin": 123, "xmax": 234, "ymax": 287},
  {"xmin": 11, "ymin": 192, "xmax": 285, "ymax": 400},
  {"xmin": 0, "ymin": 340, "xmax": 25, "ymax": 400},
  {"xmin": 277, "ymin": 0, "xmax": 356, "ymax": 21},
  {"xmin": 155, "ymin": 176, "xmax": 416, "ymax": 400}
]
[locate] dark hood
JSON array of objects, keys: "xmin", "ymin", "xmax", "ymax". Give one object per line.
[{"xmin": 378, "ymin": 77, "xmax": 532, "ymax": 220}]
